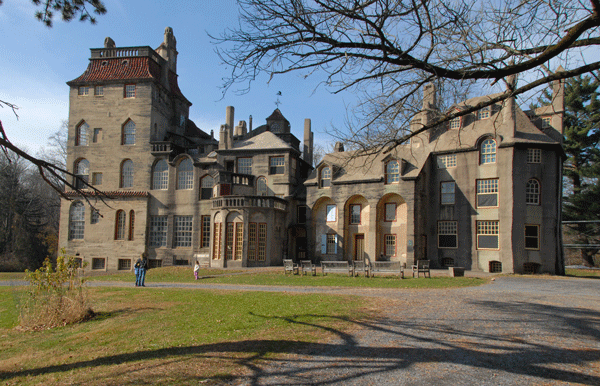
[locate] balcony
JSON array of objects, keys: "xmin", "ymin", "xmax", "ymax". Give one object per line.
[
  {"xmin": 212, "ymin": 196, "xmax": 287, "ymax": 211},
  {"xmin": 90, "ymin": 46, "xmax": 165, "ymax": 64},
  {"xmin": 151, "ymin": 142, "xmax": 172, "ymax": 155}
]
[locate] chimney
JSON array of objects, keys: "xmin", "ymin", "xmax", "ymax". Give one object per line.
[
  {"xmin": 249, "ymin": 115, "xmax": 253, "ymax": 132},
  {"xmin": 219, "ymin": 124, "xmax": 227, "ymax": 150},
  {"xmin": 503, "ymin": 74, "xmax": 516, "ymax": 137},
  {"xmin": 226, "ymin": 106, "xmax": 234, "ymax": 148},
  {"xmin": 334, "ymin": 142, "xmax": 344, "ymax": 152},
  {"xmin": 552, "ymin": 66, "xmax": 565, "ymax": 141},
  {"xmin": 303, "ymin": 119, "xmax": 313, "ymax": 166},
  {"xmin": 421, "ymin": 83, "xmax": 436, "ymax": 126}
]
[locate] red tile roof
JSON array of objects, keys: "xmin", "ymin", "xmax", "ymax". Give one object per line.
[
  {"xmin": 65, "ymin": 190, "xmax": 149, "ymax": 198},
  {"xmin": 68, "ymin": 57, "xmax": 161, "ymax": 84}
]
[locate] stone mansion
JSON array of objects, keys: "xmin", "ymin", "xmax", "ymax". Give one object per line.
[{"xmin": 59, "ymin": 28, "xmax": 565, "ymax": 274}]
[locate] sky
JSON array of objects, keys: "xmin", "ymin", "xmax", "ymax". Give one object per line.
[{"xmin": 0, "ymin": 0, "xmax": 354, "ymax": 154}]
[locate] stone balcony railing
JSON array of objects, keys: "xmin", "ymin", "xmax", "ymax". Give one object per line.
[
  {"xmin": 212, "ymin": 196, "xmax": 287, "ymax": 211},
  {"xmin": 90, "ymin": 46, "xmax": 165, "ymax": 64}
]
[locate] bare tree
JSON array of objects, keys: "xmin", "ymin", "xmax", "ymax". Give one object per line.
[
  {"xmin": 0, "ymin": 0, "xmax": 107, "ymax": 26},
  {"xmin": 214, "ymin": 0, "xmax": 600, "ymax": 152}
]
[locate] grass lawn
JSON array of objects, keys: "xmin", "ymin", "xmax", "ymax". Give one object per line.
[
  {"xmin": 85, "ymin": 266, "xmax": 486, "ymax": 289},
  {"xmin": 0, "ymin": 286, "xmax": 366, "ymax": 385},
  {"xmin": 566, "ymin": 268, "xmax": 600, "ymax": 279}
]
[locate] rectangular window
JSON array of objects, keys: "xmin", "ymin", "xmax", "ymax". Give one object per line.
[
  {"xmin": 92, "ymin": 172, "xmax": 102, "ymax": 186},
  {"xmin": 441, "ymin": 181, "xmax": 456, "ymax": 205},
  {"xmin": 235, "ymin": 223, "xmax": 244, "ymax": 260},
  {"xmin": 78, "ymin": 86, "xmax": 89, "ymax": 96},
  {"xmin": 94, "ymin": 86, "xmax": 103, "ymax": 96},
  {"xmin": 91, "ymin": 209, "xmax": 100, "ymax": 224},
  {"xmin": 297, "ymin": 206, "xmax": 307, "ymax": 224},
  {"xmin": 350, "ymin": 204, "xmax": 361, "ymax": 224},
  {"xmin": 92, "ymin": 258, "xmax": 105, "ymax": 270},
  {"xmin": 124, "ymin": 84, "xmax": 136, "ymax": 98},
  {"xmin": 385, "ymin": 234, "xmax": 396, "ymax": 256},
  {"xmin": 212, "ymin": 222, "xmax": 222, "ymax": 260},
  {"xmin": 326, "ymin": 234, "xmax": 337, "ymax": 254},
  {"xmin": 93, "ymin": 128, "xmax": 102, "ymax": 143},
  {"xmin": 385, "ymin": 203, "xmax": 397, "ymax": 222},
  {"xmin": 269, "ymin": 156, "xmax": 285, "ymax": 174},
  {"xmin": 437, "ymin": 154, "xmax": 457, "ymax": 168},
  {"xmin": 477, "ymin": 221, "xmax": 499, "ymax": 250},
  {"xmin": 541, "ymin": 116, "xmax": 551, "ymax": 128},
  {"xmin": 248, "ymin": 223, "xmax": 257, "ymax": 261},
  {"xmin": 201, "ymin": 215, "xmax": 211, "ymax": 248},
  {"xmin": 258, "ymin": 223, "xmax": 267, "ymax": 261},
  {"xmin": 226, "ymin": 223, "xmax": 234, "ymax": 260},
  {"xmin": 476, "ymin": 179, "xmax": 499, "ymax": 208},
  {"xmin": 478, "ymin": 105, "xmax": 491, "ymax": 119},
  {"xmin": 174, "ymin": 216, "xmax": 193, "ymax": 248},
  {"xmin": 449, "ymin": 117, "xmax": 461, "ymax": 129},
  {"xmin": 118, "ymin": 259, "xmax": 131, "ymax": 270},
  {"xmin": 291, "ymin": 157, "xmax": 297, "ymax": 176},
  {"xmin": 438, "ymin": 221, "xmax": 458, "ymax": 248},
  {"xmin": 237, "ymin": 157, "xmax": 252, "ymax": 174},
  {"xmin": 527, "ymin": 148, "xmax": 541, "ymax": 164},
  {"xmin": 149, "ymin": 215, "xmax": 168, "ymax": 247},
  {"xmin": 326, "ymin": 205, "xmax": 337, "ymax": 222},
  {"xmin": 525, "ymin": 224, "xmax": 540, "ymax": 250}
]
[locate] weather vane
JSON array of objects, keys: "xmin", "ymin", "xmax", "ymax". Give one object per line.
[{"xmin": 275, "ymin": 91, "xmax": 282, "ymax": 108}]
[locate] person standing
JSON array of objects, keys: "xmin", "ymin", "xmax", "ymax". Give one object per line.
[
  {"xmin": 134, "ymin": 257, "xmax": 142, "ymax": 286},
  {"xmin": 194, "ymin": 260, "xmax": 200, "ymax": 280},
  {"xmin": 138, "ymin": 253, "xmax": 148, "ymax": 287}
]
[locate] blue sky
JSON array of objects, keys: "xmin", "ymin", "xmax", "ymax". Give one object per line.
[{"xmin": 0, "ymin": 0, "xmax": 353, "ymax": 154}]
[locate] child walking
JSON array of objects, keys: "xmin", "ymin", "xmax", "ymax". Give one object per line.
[{"xmin": 194, "ymin": 260, "xmax": 200, "ymax": 280}]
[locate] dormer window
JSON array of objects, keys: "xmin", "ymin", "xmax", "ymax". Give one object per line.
[
  {"xmin": 541, "ymin": 116, "xmax": 551, "ymax": 129},
  {"xmin": 385, "ymin": 160, "xmax": 399, "ymax": 184},
  {"xmin": 449, "ymin": 116, "xmax": 461, "ymax": 130},
  {"xmin": 320, "ymin": 166, "xmax": 331, "ymax": 188},
  {"xmin": 478, "ymin": 105, "xmax": 491, "ymax": 120}
]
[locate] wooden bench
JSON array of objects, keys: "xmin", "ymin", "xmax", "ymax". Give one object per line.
[
  {"xmin": 370, "ymin": 261, "xmax": 404, "ymax": 278},
  {"xmin": 352, "ymin": 260, "xmax": 369, "ymax": 277},
  {"xmin": 412, "ymin": 260, "xmax": 431, "ymax": 278},
  {"xmin": 283, "ymin": 259, "xmax": 298, "ymax": 275},
  {"xmin": 300, "ymin": 260, "xmax": 317, "ymax": 276},
  {"xmin": 321, "ymin": 261, "xmax": 353, "ymax": 276}
]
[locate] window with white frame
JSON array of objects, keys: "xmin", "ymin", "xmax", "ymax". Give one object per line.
[
  {"xmin": 68, "ymin": 201, "xmax": 85, "ymax": 240},
  {"xmin": 78, "ymin": 86, "xmax": 89, "ymax": 96},
  {"xmin": 256, "ymin": 176, "xmax": 267, "ymax": 196},
  {"xmin": 75, "ymin": 159, "xmax": 89, "ymax": 189},
  {"xmin": 177, "ymin": 159, "xmax": 194, "ymax": 190},
  {"xmin": 76, "ymin": 122, "xmax": 89, "ymax": 146},
  {"xmin": 477, "ymin": 221, "xmax": 499, "ymax": 250},
  {"xmin": 437, "ymin": 154, "xmax": 457, "ymax": 168},
  {"xmin": 526, "ymin": 179, "xmax": 540, "ymax": 205},
  {"xmin": 541, "ymin": 116, "xmax": 551, "ymax": 128},
  {"xmin": 200, "ymin": 175, "xmax": 214, "ymax": 199},
  {"xmin": 320, "ymin": 166, "xmax": 331, "ymax": 188},
  {"xmin": 449, "ymin": 116, "xmax": 461, "ymax": 129},
  {"xmin": 441, "ymin": 181, "xmax": 456, "ymax": 205},
  {"xmin": 149, "ymin": 216, "xmax": 168, "ymax": 247},
  {"xmin": 477, "ymin": 178, "xmax": 498, "ymax": 208},
  {"xmin": 478, "ymin": 105, "xmax": 491, "ymax": 120},
  {"xmin": 438, "ymin": 221, "xmax": 457, "ymax": 248},
  {"xmin": 174, "ymin": 216, "xmax": 193, "ymax": 247},
  {"xmin": 527, "ymin": 148, "xmax": 541, "ymax": 163},
  {"xmin": 385, "ymin": 203, "xmax": 396, "ymax": 222},
  {"xmin": 480, "ymin": 138, "xmax": 497, "ymax": 164},
  {"xmin": 122, "ymin": 120, "xmax": 136, "ymax": 145},
  {"xmin": 525, "ymin": 224, "xmax": 540, "ymax": 250},
  {"xmin": 115, "ymin": 210, "xmax": 126, "ymax": 240},
  {"xmin": 326, "ymin": 204, "xmax": 337, "ymax": 222},
  {"xmin": 121, "ymin": 160, "xmax": 134, "ymax": 188},
  {"xmin": 385, "ymin": 160, "xmax": 400, "ymax": 183},
  {"xmin": 237, "ymin": 157, "xmax": 252, "ymax": 175},
  {"xmin": 94, "ymin": 86, "xmax": 103, "ymax": 96},
  {"xmin": 349, "ymin": 204, "xmax": 361, "ymax": 224},
  {"xmin": 326, "ymin": 234, "xmax": 337, "ymax": 254},
  {"xmin": 269, "ymin": 156, "xmax": 285, "ymax": 174},
  {"xmin": 124, "ymin": 84, "xmax": 136, "ymax": 98},
  {"xmin": 152, "ymin": 160, "xmax": 169, "ymax": 190},
  {"xmin": 385, "ymin": 234, "xmax": 396, "ymax": 256}
]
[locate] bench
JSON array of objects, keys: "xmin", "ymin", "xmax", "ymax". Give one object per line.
[
  {"xmin": 369, "ymin": 261, "xmax": 404, "ymax": 278},
  {"xmin": 352, "ymin": 260, "xmax": 369, "ymax": 277},
  {"xmin": 321, "ymin": 261, "xmax": 353, "ymax": 276},
  {"xmin": 412, "ymin": 260, "xmax": 431, "ymax": 278},
  {"xmin": 301, "ymin": 260, "xmax": 317, "ymax": 276},
  {"xmin": 283, "ymin": 259, "xmax": 298, "ymax": 275}
]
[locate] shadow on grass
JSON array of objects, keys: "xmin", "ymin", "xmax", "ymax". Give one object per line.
[{"xmin": 2, "ymin": 299, "xmax": 600, "ymax": 385}]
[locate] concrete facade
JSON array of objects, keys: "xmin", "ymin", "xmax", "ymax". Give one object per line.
[
  {"xmin": 306, "ymin": 83, "xmax": 565, "ymax": 274},
  {"xmin": 59, "ymin": 28, "xmax": 313, "ymax": 272}
]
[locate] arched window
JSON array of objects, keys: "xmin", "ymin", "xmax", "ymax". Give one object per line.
[
  {"xmin": 480, "ymin": 138, "xmax": 497, "ymax": 164},
  {"xmin": 177, "ymin": 158, "xmax": 193, "ymax": 190},
  {"xmin": 128, "ymin": 210, "xmax": 135, "ymax": 240},
  {"xmin": 526, "ymin": 179, "xmax": 540, "ymax": 205},
  {"xmin": 68, "ymin": 201, "xmax": 85, "ymax": 240},
  {"xmin": 200, "ymin": 175, "xmax": 214, "ymax": 199},
  {"xmin": 76, "ymin": 122, "xmax": 89, "ymax": 146},
  {"xmin": 256, "ymin": 176, "xmax": 267, "ymax": 196},
  {"xmin": 385, "ymin": 160, "xmax": 400, "ymax": 184},
  {"xmin": 115, "ymin": 210, "xmax": 126, "ymax": 240},
  {"xmin": 122, "ymin": 120, "xmax": 136, "ymax": 145},
  {"xmin": 320, "ymin": 166, "xmax": 331, "ymax": 188},
  {"xmin": 152, "ymin": 159, "xmax": 169, "ymax": 190},
  {"xmin": 75, "ymin": 159, "xmax": 89, "ymax": 189},
  {"xmin": 121, "ymin": 160, "xmax": 134, "ymax": 188}
]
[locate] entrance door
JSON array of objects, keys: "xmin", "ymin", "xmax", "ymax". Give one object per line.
[{"xmin": 354, "ymin": 234, "xmax": 365, "ymax": 261}]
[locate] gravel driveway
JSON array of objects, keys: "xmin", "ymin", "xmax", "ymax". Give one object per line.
[{"xmin": 231, "ymin": 276, "xmax": 600, "ymax": 385}]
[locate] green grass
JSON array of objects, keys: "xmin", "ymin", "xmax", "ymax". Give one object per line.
[
  {"xmin": 0, "ymin": 272, "xmax": 26, "ymax": 281},
  {"xmin": 566, "ymin": 268, "xmax": 600, "ymax": 278},
  {"xmin": 0, "ymin": 286, "xmax": 365, "ymax": 385},
  {"xmin": 84, "ymin": 266, "xmax": 243, "ymax": 283}
]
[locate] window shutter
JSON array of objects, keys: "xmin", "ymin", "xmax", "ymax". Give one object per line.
[{"xmin": 321, "ymin": 235, "xmax": 327, "ymax": 254}]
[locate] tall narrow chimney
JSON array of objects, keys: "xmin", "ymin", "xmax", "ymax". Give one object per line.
[
  {"xmin": 226, "ymin": 106, "xmax": 234, "ymax": 148},
  {"xmin": 303, "ymin": 119, "xmax": 313, "ymax": 166}
]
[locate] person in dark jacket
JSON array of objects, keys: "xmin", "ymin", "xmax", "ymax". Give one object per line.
[
  {"xmin": 134, "ymin": 257, "xmax": 142, "ymax": 286},
  {"xmin": 138, "ymin": 253, "xmax": 148, "ymax": 286}
]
